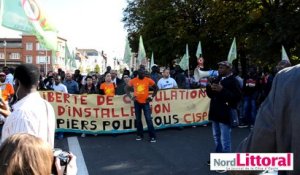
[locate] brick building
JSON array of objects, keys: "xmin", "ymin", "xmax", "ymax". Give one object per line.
[
  {"xmin": 0, "ymin": 38, "xmax": 23, "ymax": 67},
  {"xmin": 0, "ymin": 35, "xmax": 68, "ymax": 73}
]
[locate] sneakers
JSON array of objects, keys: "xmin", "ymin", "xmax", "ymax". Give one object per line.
[
  {"xmin": 136, "ymin": 136, "xmax": 143, "ymax": 141},
  {"xmin": 216, "ymin": 170, "xmax": 227, "ymax": 173},
  {"xmin": 150, "ymin": 137, "xmax": 157, "ymax": 143},
  {"xmin": 238, "ymin": 124, "xmax": 248, "ymax": 128}
]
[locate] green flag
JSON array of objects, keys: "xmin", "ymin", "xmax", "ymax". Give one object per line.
[
  {"xmin": 196, "ymin": 41, "xmax": 202, "ymax": 58},
  {"xmin": 179, "ymin": 44, "xmax": 189, "ymax": 70},
  {"xmin": 123, "ymin": 38, "xmax": 132, "ymax": 66},
  {"xmin": 282, "ymin": 45, "xmax": 289, "ymax": 61},
  {"xmin": 1, "ymin": 0, "xmax": 57, "ymax": 50},
  {"xmin": 150, "ymin": 52, "xmax": 155, "ymax": 69},
  {"xmin": 69, "ymin": 50, "xmax": 77, "ymax": 69},
  {"xmin": 137, "ymin": 35, "xmax": 146, "ymax": 65},
  {"xmin": 227, "ymin": 37, "xmax": 237, "ymax": 64},
  {"xmin": 65, "ymin": 44, "xmax": 72, "ymax": 67}
]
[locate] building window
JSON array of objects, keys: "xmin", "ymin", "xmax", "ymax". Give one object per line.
[
  {"xmin": 26, "ymin": 55, "xmax": 33, "ymax": 63},
  {"xmin": 0, "ymin": 53, "xmax": 4, "ymax": 59},
  {"xmin": 26, "ymin": 42, "xmax": 33, "ymax": 50},
  {"xmin": 36, "ymin": 43, "xmax": 46, "ymax": 51},
  {"xmin": 10, "ymin": 53, "xmax": 20, "ymax": 59},
  {"xmin": 36, "ymin": 56, "xmax": 50, "ymax": 64}
]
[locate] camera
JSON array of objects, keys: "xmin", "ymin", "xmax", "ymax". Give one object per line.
[
  {"xmin": 51, "ymin": 148, "xmax": 70, "ymax": 175},
  {"xmin": 209, "ymin": 76, "xmax": 220, "ymax": 84},
  {"xmin": 53, "ymin": 148, "xmax": 70, "ymax": 166}
]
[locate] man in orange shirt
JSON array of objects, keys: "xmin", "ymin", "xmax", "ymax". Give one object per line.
[
  {"xmin": 0, "ymin": 72, "xmax": 14, "ymax": 124},
  {"xmin": 0, "ymin": 72, "xmax": 14, "ymax": 102},
  {"xmin": 126, "ymin": 69, "xmax": 158, "ymax": 142},
  {"xmin": 99, "ymin": 73, "xmax": 116, "ymax": 96}
]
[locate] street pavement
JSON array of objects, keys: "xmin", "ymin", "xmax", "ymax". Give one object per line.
[{"xmin": 55, "ymin": 125, "xmax": 250, "ymax": 175}]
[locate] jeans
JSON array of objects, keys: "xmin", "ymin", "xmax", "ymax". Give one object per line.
[
  {"xmin": 243, "ymin": 95, "xmax": 257, "ymax": 125},
  {"xmin": 134, "ymin": 101, "xmax": 156, "ymax": 138},
  {"xmin": 212, "ymin": 121, "xmax": 231, "ymax": 153}
]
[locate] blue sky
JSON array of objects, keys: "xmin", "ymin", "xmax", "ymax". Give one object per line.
[{"xmin": 0, "ymin": 0, "xmax": 128, "ymax": 59}]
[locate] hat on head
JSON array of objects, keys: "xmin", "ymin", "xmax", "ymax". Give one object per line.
[
  {"xmin": 218, "ymin": 61, "xmax": 232, "ymax": 68},
  {"xmin": 0, "ymin": 72, "xmax": 6, "ymax": 76}
]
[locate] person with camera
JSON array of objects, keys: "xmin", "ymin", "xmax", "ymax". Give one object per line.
[
  {"xmin": 0, "ymin": 133, "xmax": 77, "ymax": 175},
  {"xmin": 125, "ymin": 69, "xmax": 158, "ymax": 143},
  {"xmin": 206, "ymin": 61, "xmax": 242, "ymax": 173},
  {"xmin": 0, "ymin": 64, "xmax": 55, "ymax": 148}
]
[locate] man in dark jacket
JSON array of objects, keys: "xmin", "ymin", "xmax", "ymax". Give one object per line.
[
  {"xmin": 233, "ymin": 65, "xmax": 300, "ymax": 175},
  {"xmin": 206, "ymin": 61, "xmax": 242, "ymax": 155}
]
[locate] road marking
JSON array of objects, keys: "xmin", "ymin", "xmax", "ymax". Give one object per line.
[{"xmin": 67, "ymin": 137, "xmax": 89, "ymax": 175}]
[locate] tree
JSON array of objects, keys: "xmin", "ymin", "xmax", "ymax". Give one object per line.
[
  {"xmin": 94, "ymin": 64, "xmax": 100, "ymax": 73},
  {"xmin": 123, "ymin": 0, "xmax": 300, "ymax": 70}
]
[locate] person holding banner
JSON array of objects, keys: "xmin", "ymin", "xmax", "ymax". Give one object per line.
[
  {"xmin": 99, "ymin": 73, "xmax": 116, "ymax": 96},
  {"xmin": 80, "ymin": 76, "xmax": 98, "ymax": 94},
  {"xmin": 157, "ymin": 68, "xmax": 178, "ymax": 89},
  {"xmin": 125, "ymin": 69, "xmax": 158, "ymax": 143}
]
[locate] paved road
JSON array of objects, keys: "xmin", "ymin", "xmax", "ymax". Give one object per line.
[{"xmin": 55, "ymin": 125, "xmax": 250, "ymax": 175}]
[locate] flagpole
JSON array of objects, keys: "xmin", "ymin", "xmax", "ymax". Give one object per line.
[
  {"xmin": 4, "ymin": 40, "xmax": 7, "ymax": 66},
  {"xmin": 45, "ymin": 49, "xmax": 48, "ymax": 73}
]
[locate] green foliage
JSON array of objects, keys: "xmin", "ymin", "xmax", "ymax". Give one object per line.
[
  {"xmin": 94, "ymin": 64, "xmax": 100, "ymax": 73},
  {"xmin": 123, "ymin": 0, "xmax": 300, "ymax": 72},
  {"xmin": 79, "ymin": 64, "xmax": 84, "ymax": 73}
]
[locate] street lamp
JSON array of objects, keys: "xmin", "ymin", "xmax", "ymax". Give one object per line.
[
  {"xmin": 3, "ymin": 40, "xmax": 7, "ymax": 66},
  {"xmin": 38, "ymin": 48, "xmax": 48, "ymax": 73},
  {"xmin": 45, "ymin": 48, "xmax": 48, "ymax": 74}
]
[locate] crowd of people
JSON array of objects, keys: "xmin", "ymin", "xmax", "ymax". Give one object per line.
[{"xmin": 0, "ymin": 57, "xmax": 297, "ymax": 174}]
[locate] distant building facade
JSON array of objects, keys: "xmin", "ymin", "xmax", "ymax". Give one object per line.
[
  {"xmin": 0, "ymin": 35, "xmax": 69, "ymax": 73},
  {"xmin": 76, "ymin": 49, "xmax": 106, "ymax": 74}
]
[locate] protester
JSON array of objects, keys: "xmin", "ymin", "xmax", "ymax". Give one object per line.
[
  {"xmin": 2, "ymin": 66, "xmax": 13, "ymax": 85},
  {"xmin": 91, "ymin": 74, "xmax": 99, "ymax": 89},
  {"xmin": 78, "ymin": 75, "xmax": 99, "ymax": 137},
  {"xmin": 174, "ymin": 65, "xmax": 186, "ymax": 89},
  {"xmin": 52, "ymin": 75, "xmax": 68, "ymax": 93},
  {"xmin": 43, "ymin": 71, "xmax": 55, "ymax": 90},
  {"xmin": 110, "ymin": 70, "xmax": 123, "ymax": 86},
  {"xmin": 0, "ymin": 133, "xmax": 77, "ymax": 175},
  {"xmin": 241, "ymin": 67, "xmax": 260, "ymax": 128},
  {"xmin": 206, "ymin": 61, "xmax": 242, "ymax": 173},
  {"xmin": 157, "ymin": 68, "xmax": 178, "ymax": 89},
  {"xmin": 123, "ymin": 68, "xmax": 130, "ymax": 77},
  {"xmin": 64, "ymin": 73, "xmax": 79, "ymax": 94},
  {"xmin": 80, "ymin": 75, "xmax": 98, "ymax": 94},
  {"xmin": 0, "ymin": 72, "xmax": 14, "ymax": 102},
  {"xmin": 58, "ymin": 68, "xmax": 66, "ymax": 81},
  {"xmin": 258, "ymin": 60, "xmax": 292, "ymax": 106},
  {"xmin": 233, "ymin": 65, "xmax": 300, "ymax": 174},
  {"xmin": 73, "ymin": 69, "xmax": 83, "ymax": 89},
  {"xmin": 125, "ymin": 69, "xmax": 158, "ymax": 143},
  {"xmin": 52, "ymin": 75, "xmax": 68, "ymax": 140},
  {"xmin": 150, "ymin": 65, "xmax": 162, "ymax": 83},
  {"xmin": 0, "ymin": 72, "xmax": 14, "ymax": 124},
  {"xmin": 99, "ymin": 73, "xmax": 116, "ymax": 96},
  {"xmin": 116, "ymin": 74, "xmax": 131, "ymax": 95},
  {"xmin": 0, "ymin": 64, "xmax": 55, "ymax": 147},
  {"xmin": 104, "ymin": 66, "xmax": 112, "ymax": 75}
]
